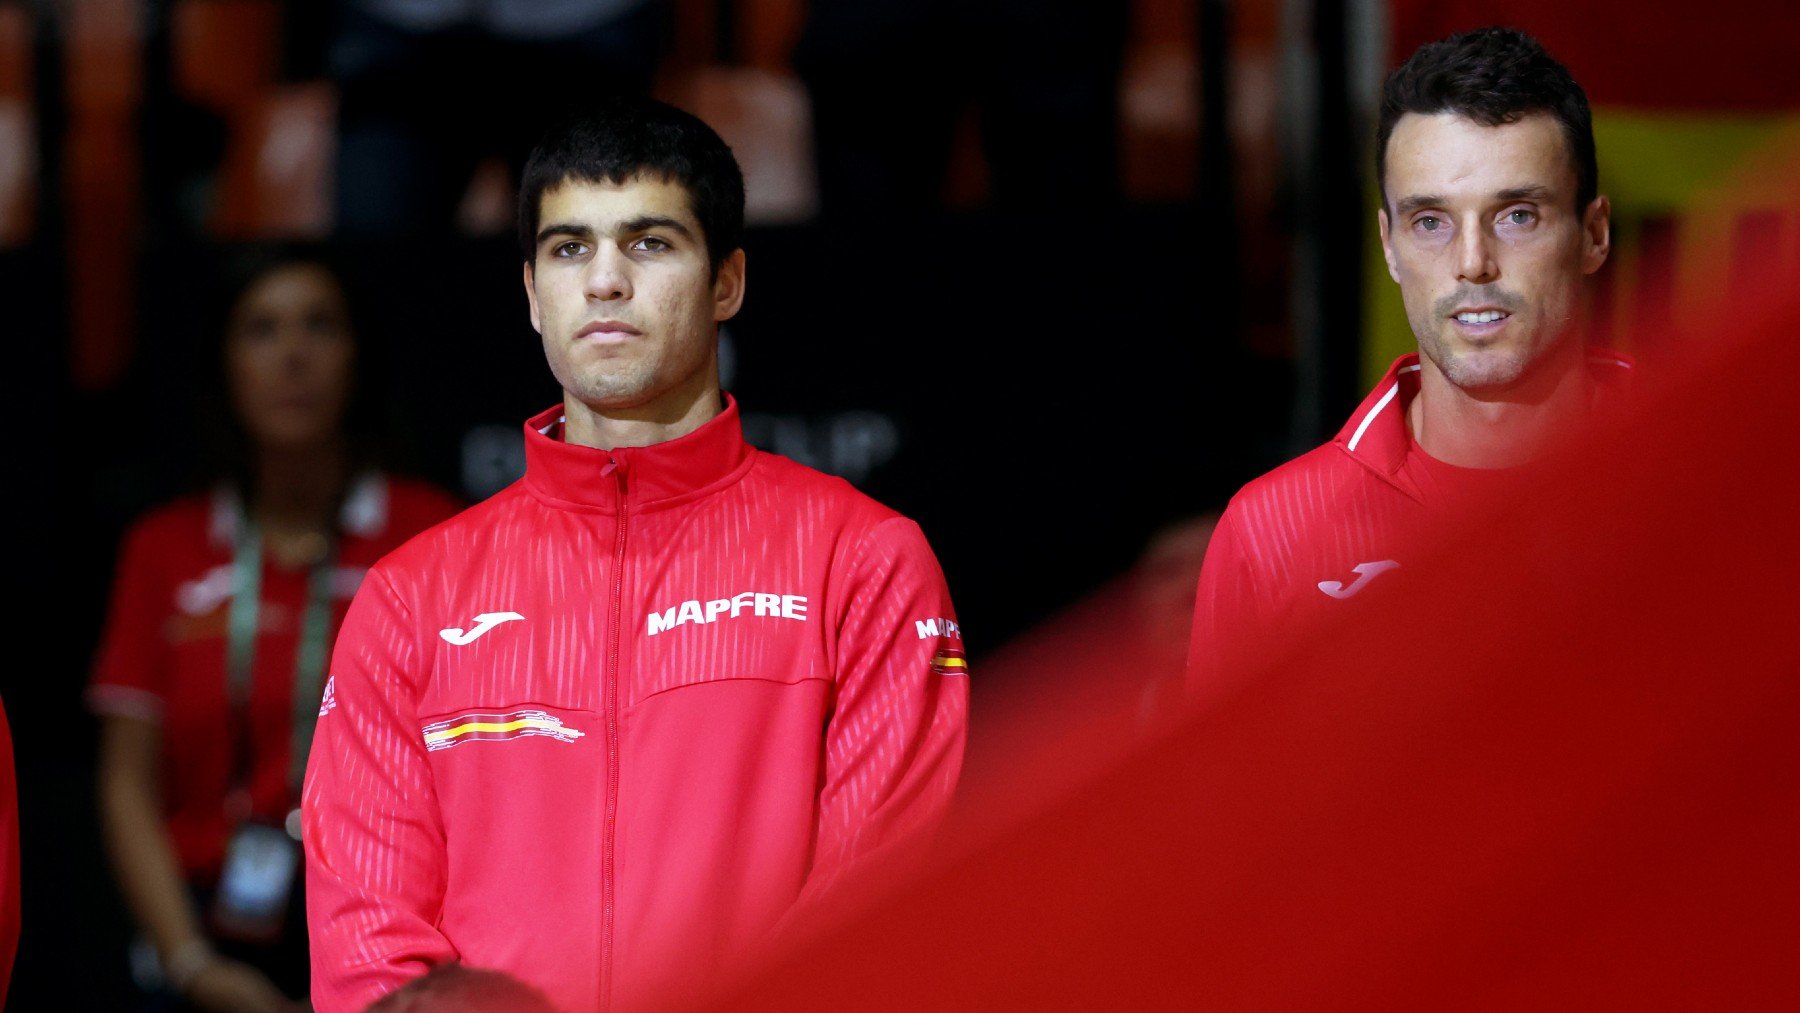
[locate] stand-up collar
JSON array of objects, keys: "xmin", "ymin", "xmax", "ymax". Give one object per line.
[
  {"xmin": 522, "ymin": 395, "xmax": 756, "ymax": 514},
  {"xmin": 1334, "ymin": 354, "xmax": 1427, "ymax": 479},
  {"xmin": 1334, "ymin": 350, "xmax": 1635, "ymax": 485}
]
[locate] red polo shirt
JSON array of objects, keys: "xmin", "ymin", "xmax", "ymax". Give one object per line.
[{"xmin": 1188, "ymin": 351, "xmax": 1632, "ymax": 708}]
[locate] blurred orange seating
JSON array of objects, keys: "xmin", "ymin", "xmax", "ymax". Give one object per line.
[{"xmin": 171, "ymin": 0, "xmax": 331, "ymax": 236}]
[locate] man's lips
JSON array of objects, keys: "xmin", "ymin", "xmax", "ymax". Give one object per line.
[{"xmin": 577, "ymin": 321, "xmax": 642, "ymax": 340}]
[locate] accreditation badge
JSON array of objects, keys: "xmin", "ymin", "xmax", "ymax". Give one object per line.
[{"xmin": 211, "ymin": 820, "xmax": 300, "ymax": 942}]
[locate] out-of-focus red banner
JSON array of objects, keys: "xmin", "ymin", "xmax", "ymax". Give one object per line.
[
  {"xmin": 705, "ymin": 171, "xmax": 1800, "ymax": 1010},
  {"xmin": 1390, "ymin": 0, "xmax": 1800, "ymax": 110}
]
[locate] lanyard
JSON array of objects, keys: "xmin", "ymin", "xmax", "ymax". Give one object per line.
[{"xmin": 225, "ymin": 519, "xmax": 338, "ymax": 806}]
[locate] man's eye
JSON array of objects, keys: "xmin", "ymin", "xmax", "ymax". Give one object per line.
[
  {"xmin": 1416, "ymin": 216, "xmax": 1442, "ymax": 232},
  {"xmin": 632, "ymin": 236, "xmax": 671, "ymax": 253},
  {"xmin": 555, "ymin": 241, "xmax": 588, "ymax": 257},
  {"xmin": 1506, "ymin": 209, "xmax": 1537, "ymax": 226}
]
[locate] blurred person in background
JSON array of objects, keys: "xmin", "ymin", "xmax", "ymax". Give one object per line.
[
  {"xmin": 331, "ymin": 0, "xmax": 672, "ymax": 236},
  {"xmin": 89, "ymin": 250, "xmax": 461, "ymax": 1012},
  {"xmin": 1187, "ymin": 27, "xmax": 1621, "ymax": 703}
]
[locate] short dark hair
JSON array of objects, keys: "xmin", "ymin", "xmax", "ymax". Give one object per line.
[
  {"xmin": 1377, "ymin": 27, "xmax": 1597, "ymax": 214},
  {"xmin": 517, "ymin": 98, "xmax": 745, "ymax": 277}
]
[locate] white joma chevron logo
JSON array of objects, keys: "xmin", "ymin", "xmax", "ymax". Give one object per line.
[
  {"xmin": 1317, "ymin": 560, "xmax": 1400, "ymax": 600},
  {"xmin": 439, "ymin": 612, "xmax": 525, "ymax": 645}
]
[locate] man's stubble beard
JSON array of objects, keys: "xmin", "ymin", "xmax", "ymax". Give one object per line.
[
  {"xmin": 561, "ymin": 359, "xmax": 664, "ymax": 411},
  {"xmin": 1411, "ymin": 282, "xmax": 1547, "ymax": 393},
  {"xmin": 1418, "ymin": 328, "xmax": 1530, "ymax": 391}
]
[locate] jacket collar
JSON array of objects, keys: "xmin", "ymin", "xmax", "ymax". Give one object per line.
[
  {"xmin": 1333, "ymin": 354, "xmax": 1427, "ymax": 481},
  {"xmin": 522, "ymin": 394, "xmax": 756, "ymax": 514},
  {"xmin": 1334, "ymin": 349, "xmax": 1635, "ymax": 491}
]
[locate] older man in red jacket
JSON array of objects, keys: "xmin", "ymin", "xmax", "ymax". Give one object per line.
[{"xmin": 1189, "ymin": 28, "xmax": 1623, "ymax": 703}]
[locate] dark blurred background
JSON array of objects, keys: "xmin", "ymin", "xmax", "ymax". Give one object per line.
[{"xmin": 2, "ymin": 0, "xmax": 1795, "ymax": 1006}]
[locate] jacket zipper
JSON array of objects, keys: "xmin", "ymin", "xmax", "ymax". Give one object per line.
[{"xmin": 602, "ymin": 457, "xmax": 628, "ymax": 1008}]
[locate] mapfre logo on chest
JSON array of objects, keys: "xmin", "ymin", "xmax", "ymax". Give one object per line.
[{"xmin": 647, "ymin": 592, "xmax": 809, "ymax": 636}]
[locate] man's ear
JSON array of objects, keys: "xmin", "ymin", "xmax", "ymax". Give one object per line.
[
  {"xmin": 1378, "ymin": 207, "xmax": 1401, "ymax": 285},
  {"xmin": 523, "ymin": 260, "xmax": 542, "ymax": 334},
  {"xmin": 713, "ymin": 249, "xmax": 747, "ymax": 323},
  {"xmin": 1581, "ymin": 194, "xmax": 1612, "ymax": 276}
]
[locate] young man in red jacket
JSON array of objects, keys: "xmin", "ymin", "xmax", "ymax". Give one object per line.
[
  {"xmin": 303, "ymin": 99, "xmax": 969, "ymax": 1011},
  {"xmin": 1188, "ymin": 28, "xmax": 1624, "ymax": 704}
]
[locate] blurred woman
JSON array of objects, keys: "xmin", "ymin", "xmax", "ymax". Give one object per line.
[{"xmin": 89, "ymin": 251, "xmax": 461, "ymax": 1012}]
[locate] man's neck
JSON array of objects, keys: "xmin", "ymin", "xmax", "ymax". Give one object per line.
[
  {"xmin": 1409, "ymin": 348, "xmax": 1591, "ymax": 469},
  {"xmin": 562, "ymin": 379, "xmax": 723, "ymax": 452}
]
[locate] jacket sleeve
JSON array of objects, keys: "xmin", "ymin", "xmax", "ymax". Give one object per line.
[
  {"xmin": 1185, "ymin": 502, "xmax": 1264, "ymax": 711},
  {"xmin": 800, "ymin": 517, "xmax": 969, "ymax": 907},
  {"xmin": 303, "ymin": 565, "xmax": 455, "ymax": 1010}
]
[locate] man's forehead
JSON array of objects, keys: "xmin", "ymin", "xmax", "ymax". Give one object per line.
[
  {"xmin": 1386, "ymin": 110, "xmax": 1576, "ymax": 197},
  {"xmin": 539, "ymin": 173, "xmax": 701, "ymax": 229}
]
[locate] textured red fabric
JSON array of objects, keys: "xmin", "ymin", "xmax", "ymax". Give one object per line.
[
  {"xmin": 1387, "ymin": 0, "xmax": 1800, "ymax": 110},
  {"xmin": 1187, "ymin": 350, "xmax": 1630, "ymax": 707},
  {"xmin": 711, "ymin": 258, "xmax": 1800, "ymax": 1012},
  {"xmin": 302, "ymin": 397, "xmax": 968, "ymax": 1013},
  {"xmin": 87, "ymin": 476, "xmax": 461, "ymax": 879}
]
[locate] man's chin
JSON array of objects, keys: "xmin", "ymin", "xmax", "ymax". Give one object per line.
[
  {"xmin": 571, "ymin": 389, "xmax": 656, "ymax": 413},
  {"xmin": 558, "ymin": 370, "xmax": 656, "ymax": 409},
  {"xmin": 1434, "ymin": 348, "xmax": 1530, "ymax": 395}
]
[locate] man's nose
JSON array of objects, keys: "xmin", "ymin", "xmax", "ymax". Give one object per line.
[
  {"xmin": 586, "ymin": 245, "xmax": 632, "ymax": 301},
  {"xmin": 1455, "ymin": 221, "xmax": 1499, "ymax": 284}
]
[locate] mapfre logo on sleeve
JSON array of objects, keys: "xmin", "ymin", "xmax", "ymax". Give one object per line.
[
  {"xmin": 914, "ymin": 617, "xmax": 968, "ymax": 675},
  {"xmin": 914, "ymin": 617, "xmax": 961, "ymax": 641}
]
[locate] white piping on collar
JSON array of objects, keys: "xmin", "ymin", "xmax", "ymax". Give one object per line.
[
  {"xmin": 208, "ymin": 485, "xmax": 240, "ymax": 548},
  {"xmin": 1347, "ymin": 363, "xmax": 1422, "ymax": 453}
]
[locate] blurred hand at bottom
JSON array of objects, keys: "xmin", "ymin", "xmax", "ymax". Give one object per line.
[{"xmin": 185, "ymin": 957, "xmax": 305, "ymax": 1013}]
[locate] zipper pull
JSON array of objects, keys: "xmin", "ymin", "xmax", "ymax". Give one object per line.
[{"xmin": 602, "ymin": 455, "xmax": 629, "ymax": 494}]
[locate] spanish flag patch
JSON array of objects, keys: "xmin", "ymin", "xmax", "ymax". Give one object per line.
[
  {"xmin": 422, "ymin": 709, "xmax": 586, "ymax": 752},
  {"xmin": 930, "ymin": 645, "xmax": 969, "ymax": 676}
]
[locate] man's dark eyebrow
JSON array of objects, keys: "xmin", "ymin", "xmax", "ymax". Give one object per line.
[
  {"xmin": 536, "ymin": 222, "xmax": 594, "ymax": 247},
  {"xmin": 618, "ymin": 215, "xmax": 693, "ymax": 238},
  {"xmin": 1495, "ymin": 184, "xmax": 1554, "ymax": 203},
  {"xmin": 1394, "ymin": 193, "xmax": 1447, "ymax": 216}
]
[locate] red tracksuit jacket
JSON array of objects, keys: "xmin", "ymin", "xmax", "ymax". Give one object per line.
[
  {"xmin": 303, "ymin": 398, "xmax": 968, "ymax": 1011},
  {"xmin": 1188, "ymin": 351, "xmax": 1631, "ymax": 707}
]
